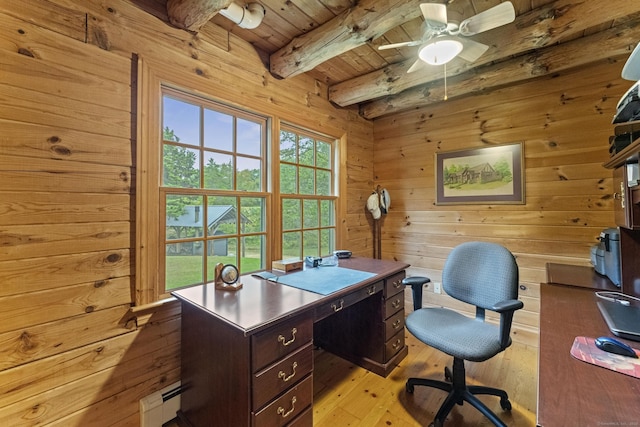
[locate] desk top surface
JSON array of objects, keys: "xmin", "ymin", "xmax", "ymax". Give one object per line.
[
  {"xmin": 172, "ymin": 257, "xmax": 408, "ymax": 335},
  {"xmin": 538, "ymin": 281, "xmax": 640, "ymax": 426}
]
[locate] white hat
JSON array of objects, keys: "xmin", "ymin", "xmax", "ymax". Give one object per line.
[
  {"xmin": 380, "ymin": 188, "xmax": 390, "ymax": 214},
  {"xmin": 366, "ymin": 192, "xmax": 381, "ymax": 220}
]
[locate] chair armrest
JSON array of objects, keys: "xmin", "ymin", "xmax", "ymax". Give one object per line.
[
  {"xmin": 402, "ymin": 276, "xmax": 431, "ymax": 311},
  {"xmin": 491, "ymin": 299, "xmax": 524, "ymax": 348},
  {"xmin": 491, "ymin": 299, "xmax": 524, "ymax": 313}
]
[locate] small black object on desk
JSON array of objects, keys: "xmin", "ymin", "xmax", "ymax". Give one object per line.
[
  {"xmin": 402, "ymin": 276, "xmax": 431, "ymax": 311},
  {"xmin": 595, "ymin": 336, "xmax": 638, "ymax": 358}
]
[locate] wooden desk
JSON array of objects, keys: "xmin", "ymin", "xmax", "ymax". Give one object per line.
[
  {"xmin": 173, "ymin": 257, "xmax": 409, "ymax": 427},
  {"xmin": 538, "ymin": 267, "xmax": 640, "ymax": 426}
]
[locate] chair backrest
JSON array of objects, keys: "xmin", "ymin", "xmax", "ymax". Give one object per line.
[{"xmin": 442, "ymin": 242, "xmax": 519, "ymax": 310}]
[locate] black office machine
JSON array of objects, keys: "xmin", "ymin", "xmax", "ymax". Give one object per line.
[{"xmin": 591, "ymin": 228, "xmax": 622, "ymax": 286}]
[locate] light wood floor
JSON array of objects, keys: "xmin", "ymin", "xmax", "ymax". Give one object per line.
[
  {"xmin": 169, "ymin": 332, "xmax": 537, "ymax": 426},
  {"xmin": 312, "ymin": 332, "xmax": 537, "ymax": 426}
]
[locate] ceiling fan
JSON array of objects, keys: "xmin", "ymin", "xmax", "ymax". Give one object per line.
[{"xmin": 378, "ymin": 1, "xmax": 516, "ymax": 73}]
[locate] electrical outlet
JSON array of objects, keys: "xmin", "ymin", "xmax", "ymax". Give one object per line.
[{"xmin": 433, "ymin": 282, "xmax": 441, "ymax": 294}]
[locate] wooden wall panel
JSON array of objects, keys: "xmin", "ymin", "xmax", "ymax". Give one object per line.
[
  {"xmin": 374, "ymin": 60, "xmax": 624, "ymax": 346},
  {"xmin": 0, "ymin": 0, "xmax": 373, "ymax": 424}
]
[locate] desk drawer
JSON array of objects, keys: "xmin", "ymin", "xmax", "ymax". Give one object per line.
[
  {"xmin": 315, "ymin": 280, "xmax": 383, "ymax": 321},
  {"xmin": 253, "ymin": 375, "xmax": 313, "ymax": 427},
  {"xmin": 286, "ymin": 406, "xmax": 313, "ymax": 427},
  {"xmin": 384, "ymin": 309, "xmax": 405, "ymax": 341},
  {"xmin": 384, "ymin": 293, "xmax": 403, "ymax": 318},
  {"xmin": 384, "ymin": 272, "xmax": 405, "ymax": 298},
  {"xmin": 253, "ymin": 344, "xmax": 313, "ymax": 410},
  {"xmin": 252, "ymin": 314, "xmax": 313, "ymax": 372},
  {"xmin": 385, "ymin": 329, "xmax": 405, "ymax": 359}
]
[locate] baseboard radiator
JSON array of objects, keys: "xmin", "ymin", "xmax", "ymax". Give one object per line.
[{"xmin": 140, "ymin": 381, "xmax": 181, "ymax": 427}]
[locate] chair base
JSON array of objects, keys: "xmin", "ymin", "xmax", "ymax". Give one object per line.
[{"xmin": 406, "ymin": 357, "xmax": 511, "ymax": 427}]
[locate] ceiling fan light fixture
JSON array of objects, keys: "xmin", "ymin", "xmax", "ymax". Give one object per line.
[{"xmin": 418, "ymin": 38, "xmax": 463, "ymax": 65}]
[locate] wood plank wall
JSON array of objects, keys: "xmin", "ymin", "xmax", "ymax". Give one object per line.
[
  {"xmin": 374, "ymin": 59, "xmax": 627, "ymax": 346},
  {"xmin": 0, "ymin": 0, "xmax": 373, "ymax": 425}
]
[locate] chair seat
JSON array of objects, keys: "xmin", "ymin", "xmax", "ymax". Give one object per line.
[{"xmin": 406, "ymin": 307, "xmax": 509, "ymax": 362}]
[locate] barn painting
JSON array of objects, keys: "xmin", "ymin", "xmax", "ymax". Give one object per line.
[{"xmin": 436, "ymin": 143, "xmax": 524, "ymax": 205}]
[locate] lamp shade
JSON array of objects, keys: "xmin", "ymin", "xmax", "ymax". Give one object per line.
[{"xmin": 419, "ymin": 38, "xmax": 463, "ymax": 65}]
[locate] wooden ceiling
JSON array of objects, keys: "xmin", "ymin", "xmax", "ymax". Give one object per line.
[{"xmin": 155, "ymin": 1, "xmax": 640, "ymax": 119}]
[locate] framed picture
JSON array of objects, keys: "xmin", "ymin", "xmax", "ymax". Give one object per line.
[{"xmin": 435, "ymin": 143, "xmax": 524, "ymax": 205}]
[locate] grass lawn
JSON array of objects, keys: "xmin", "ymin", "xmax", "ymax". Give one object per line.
[{"xmin": 166, "ymin": 255, "xmax": 262, "ymax": 290}]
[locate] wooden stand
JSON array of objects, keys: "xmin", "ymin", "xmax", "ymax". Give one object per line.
[{"xmin": 603, "ymin": 123, "xmax": 640, "ymax": 298}]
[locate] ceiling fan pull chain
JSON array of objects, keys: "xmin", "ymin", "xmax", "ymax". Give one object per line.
[{"xmin": 444, "ymin": 63, "xmax": 448, "ymax": 101}]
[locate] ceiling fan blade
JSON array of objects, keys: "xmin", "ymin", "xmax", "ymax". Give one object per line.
[
  {"xmin": 457, "ymin": 38, "xmax": 489, "ymax": 63},
  {"xmin": 378, "ymin": 40, "xmax": 422, "ymax": 50},
  {"xmin": 407, "ymin": 59, "xmax": 426, "ymax": 74},
  {"xmin": 459, "ymin": 1, "xmax": 515, "ymax": 36},
  {"xmin": 420, "ymin": 3, "xmax": 448, "ymax": 31}
]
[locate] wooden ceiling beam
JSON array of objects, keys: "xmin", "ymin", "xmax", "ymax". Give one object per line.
[
  {"xmin": 167, "ymin": 0, "xmax": 233, "ymax": 31},
  {"xmin": 360, "ymin": 20, "xmax": 640, "ymax": 119},
  {"xmin": 269, "ymin": 0, "xmax": 424, "ymax": 80},
  {"xmin": 330, "ymin": 0, "xmax": 640, "ymax": 108}
]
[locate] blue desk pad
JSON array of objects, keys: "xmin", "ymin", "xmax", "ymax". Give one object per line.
[{"xmin": 276, "ymin": 266, "xmax": 376, "ymax": 295}]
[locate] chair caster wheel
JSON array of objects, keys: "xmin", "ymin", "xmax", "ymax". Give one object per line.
[
  {"xmin": 444, "ymin": 366, "xmax": 452, "ymax": 382},
  {"xmin": 406, "ymin": 383, "xmax": 414, "ymax": 393},
  {"xmin": 500, "ymin": 398, "xmax": 512, "ymax": 411}
]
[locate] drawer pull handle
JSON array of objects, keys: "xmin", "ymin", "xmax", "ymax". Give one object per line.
[
  {"xmin": 278, "ymin": 361, "xmax": 298, "ymax": 382},
  {"xmin": 393, "ymin": 280, "xmax": 402, "ymax": 289},
  {"xmin": 277, "ymin": 396, "xmax": 297, "ymax": 418},
  {"xmin": 278, "ymin": 328, "xmax": 297, "ymax": 347},
  {"xmin": 392, "ymin": 338, "xmax": 401, "ymax": 350},
  {"xmin": 392, "ymin": 319, "xmax": 402, "ymax": 329},
  {"xmin": 367, "ymin": 286, "xmax": 376, "ymax": 295},
  {"xmin": 331, "ymin": 300, "xmax": 344, "ymax": 312},
  {"xmin": 391, "ymin": 299, "xmax": 401, "ymax": 309}
]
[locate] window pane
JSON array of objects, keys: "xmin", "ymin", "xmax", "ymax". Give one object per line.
[
  {"xmin": 241, "ymin": 197, "xmax": 265, "ymax": 233},
  {"xmin": 163, "ymin": 145, "xmax": 200, "ymax": 188},
  {"xmin": 240, "ymin": 235, "xmax": 264, "ymax": 273},
  {"xmin": 204, "ymin": 151, "xmax": 233, "ymax": 190},
  {"xmin": 204, "ymin": 108, "xmax": 233, "ymax": 151},
  {"xmin": 163, "ymin": 96, "xmax": 200, "ymax": 147},
  {"xmin": 303, "ymin": 199, "xmax": 318, "ymax": 229},
  {"xmin": 320, "ymin": 200, "xmax": 333, "ymax": 227},
  {"xmin": 282, "ymin": 199, "xmax": 301, "ymax": 230},
  {"xmin": 237, "ymin": 118, "xmax": 262, "ymax": 156},
  {"xmin": 208, "ymin": 196, "xmax": 238, "ymax": 236},
  {"xmin": 280, "ymin": 130, "xmax": 297, "ymax": 162},
  {"xmin": 320, "ymin": 228, "xmax": 334, "ymax": 256},
  {"xmin": 316, "ymin": 169, "xmax": 331, "ymax": 196},
  {"xmin": 282, "ymin": 232, "xmax": 301, "ymax": 259},
  {"xmin": 166, "ymin": 195, "xmax": 203, "ymax": 240},
  {"xmin": 237, "ymin": 156, "xmax": 261, "ymax": 192},
  {"xmin": 166, "ymin": 246, "xmax": 203, "ymax": 290},
  {"xmin": 299, "ymin": 166, "xmax": 314, "ymax": 194},
  {"xmin": 317, "ymin": 140, "xmax": 331, "ymax": 169},
  {"xmin": 302, "ymin": 230, "xmax": 319, "ymax": 257},
  {"xmin": 299, "ymin": 136, "xmax": 314, "ymax": 166},
  {"xmin": 206, "ymin": 237, "xmax": 237, "ymax": 282},
  {"xmin": 280, "ymin": 164, "xmax": 297, "ymax": 194}
]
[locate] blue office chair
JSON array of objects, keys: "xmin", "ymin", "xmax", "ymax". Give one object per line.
[{"xmin": 405, "ymin": 242, "xmax": 523, "ymax": 427}]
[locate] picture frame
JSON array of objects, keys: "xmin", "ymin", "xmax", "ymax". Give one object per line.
[{"xmin": 435, "ymin": 143, "xmax": 524, "ymax": 205}]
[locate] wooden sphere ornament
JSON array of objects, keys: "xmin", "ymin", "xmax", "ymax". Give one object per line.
[{"xmin": 214, "ymin": 263, "xmax": 243, "ymax": 291}]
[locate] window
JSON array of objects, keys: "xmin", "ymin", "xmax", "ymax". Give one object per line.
[
  {"xmin": 136, "ymin": 59, "xmax": 345, "ymax": 306},
  {"xmin": 279, "ymin": 126, "xmax": 337, "ymax": 258},
  {"xmin": 161, "ymin": 89, "xmax": 268, "ymax": 291}
]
